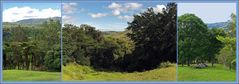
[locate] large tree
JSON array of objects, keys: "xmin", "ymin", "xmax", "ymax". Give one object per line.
[
  {"xmin": 178, "ymin": 14, "xmax": 209, "ymax": 66},
  {"xmin": 125, "ymin": 3, "xmax": 177, "ymax": 71}
]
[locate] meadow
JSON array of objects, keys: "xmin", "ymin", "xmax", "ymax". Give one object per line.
[
  {"xmin": 63, "ymin": 63, "xmax": 176, "ymax": 81},
  {"xmin": 3, "ymin": 70, "xmax": 61, "ymax": 81},
  {"xmin": 178, "ymin": 64, "xmax": 236, "ymax": 81}
]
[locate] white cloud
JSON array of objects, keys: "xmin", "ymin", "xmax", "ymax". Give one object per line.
[
  {"xmin": 63, "ymin": 3, "xmax": 77, "ymax": 14},
  {"xmin": 118, "ymin": 15, "xmax": 133, "ymax": 22},
  {"xmin": 82, "ymin": 22, "xmax": 127, "ymax": 31},
  {"xmin": 3, "ymin": 6, "xmax": 61, "ymax": 22},
  {"xmin": 108, "ymin": 2, "xmax": 142, "ymax": 16},
  {"xmin": 108, "ymin": 3, "xmax": 122, "ymax": 16},
  {"xmin": 153, "ymin": 5, "xmax": 166, "ymax": 13},
  {"xmin": 125, "ymin": 3, "xmax": 143, "ymax": 10},
  {"xmin": 112, "ymin": 10, "xmax": 121, "ymax": 16},
  {"xmin": 108, "ymin": 2, "xmax": 122, "ymax": 10},
  {"xmin": 89, "ymin": 13, "xmax": 108, "ymax": 18},
  {"xmin": 62, "ymin": 15, "xmax": 73, "ymax": 24}
]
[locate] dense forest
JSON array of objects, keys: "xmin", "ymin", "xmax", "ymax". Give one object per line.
[
  {"xmin": 3, "ymin": 19, "xmax": 61, "ymax": 72},
  {"xmin": 178, "ymin": 13, "xmax": 236, "ymax": 70},
  {"xmin": 63, "ymin": 3, "xmax": 177, "ymax": 72}
]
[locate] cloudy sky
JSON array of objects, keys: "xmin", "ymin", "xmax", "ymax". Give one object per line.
[
  {"xmin": 178, "ymin": 3, "xmax": 236, "ymax": 23},
  {"xmin": 63, "ymin": 2, "xmax": 167, "ymax": 31},
  {"xmin": 3, "ymin": 3, "xmax": 61, "ymax": 22}
]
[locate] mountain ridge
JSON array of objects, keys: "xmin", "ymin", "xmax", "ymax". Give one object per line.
[
  {"xmin": 3, "ymin": 17, "xmax": 61, "ymax": 25},
  {"xmin": 206, "ymin": 21, "xmax": 228, "ymax": 29}
]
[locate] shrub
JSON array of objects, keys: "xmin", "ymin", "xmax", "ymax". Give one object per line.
[{"xmin": 159, "ymin": 61, "xmax": 171, "ymax": 68}]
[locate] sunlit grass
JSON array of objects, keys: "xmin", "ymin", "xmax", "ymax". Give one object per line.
[
  {"xmin": 63, "ymin": 63, "xmax": 176, "ymax": 81},
  {"xmin": 3, "ymin": 70, "xmax": 61, "ymax": 81},
  {"xmin": 178, "ymin": 64, "xmax": 236, "ymax": 81}
]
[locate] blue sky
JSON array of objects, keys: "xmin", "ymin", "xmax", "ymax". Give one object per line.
[
  {"xmin": 3, "ymin": 3, "xmax": 61, "ymax": 9},
  {"xmin": 63, "ymin": 2, "xmax": 167, "ymax": 31},
  {"xmin": 3, "ymin": 3, "xmax": 61, "ymax": 22},
  {"xmin": 178, "ymin": 3, "xmax": 236, "ymax": 23}
]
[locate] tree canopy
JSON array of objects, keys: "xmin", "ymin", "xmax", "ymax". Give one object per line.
[{"xmin": 3, "ymin": 19, "xmax": 61, "ymax": 72}]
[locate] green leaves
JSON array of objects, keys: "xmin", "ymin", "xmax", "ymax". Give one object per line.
[
  {"xmin": 178, "ymin": 14, "xmax": 209, "ymax": 65},
  {"xmin": 44, "ymin": 45, "xmax": 61, "ymax": 72},
  {"xmin": 215, "ymin": 14, "xmax": 236, "ymax": 69},
  {"xmin": 178, "ymin": 13, "xmax": 225, "ymax": 66},
  {"xmin": 122, "ymin": 3, "xmax": 177, "ymax": 71}
]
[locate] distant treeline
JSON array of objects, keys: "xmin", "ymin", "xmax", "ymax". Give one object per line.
[
  {"xmin": 63, "ymin": 3, "xmax": 177, "ymax": 72},
  {"xmin": 3, "ymin": 19, "xmax": 61, "ymax": 72}
]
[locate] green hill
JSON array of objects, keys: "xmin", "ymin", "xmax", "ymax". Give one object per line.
[{"xmin": 3, "ymin": 17, "xmax": 61, "ymax": 28}]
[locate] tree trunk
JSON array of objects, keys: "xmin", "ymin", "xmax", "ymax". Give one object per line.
[
  {"xmin": 25, "ymin": 50, "xmax": 29, "ymax": 70},
  {"xmin": 187, "ymin": 60, "xmax": 190, "ymax": 66},
  {"xmin": 223, "ymin": 62, "xmax": 226, "ymax": 68},
  {"xmin": 187, "ymin": 57, "xmax": 190, "ymax": 66},
  {"xmin": 31, "ymin": 55, "xmax": 34, "ymax": 70},
  {"xmin": 211, "ymin": 59, "xmax": 214, "ymax": 67}
]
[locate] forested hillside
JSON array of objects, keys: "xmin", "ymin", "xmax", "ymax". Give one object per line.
[{"xmin": 3, "ymin": 18, "xmax": 61, "ymax": 72}]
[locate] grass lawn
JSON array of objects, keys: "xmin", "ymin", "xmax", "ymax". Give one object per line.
[
  {"xmin": 178, "ymin": 64, "xmax": 236, "ymax": 81},
  {"xmin": 63, "ymin": 63, "xmax": 176, "ymax": 81},
  {"xmin": 3, "ymin": 70, "xmax": 61, "ymax": 81}
]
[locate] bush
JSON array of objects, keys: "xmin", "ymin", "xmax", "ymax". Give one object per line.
[{"xmin": 159, "ymin": 61, "xmax": 171, "ymax": 68}]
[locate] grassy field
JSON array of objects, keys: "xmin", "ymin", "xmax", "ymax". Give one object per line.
[
  {"xmin": 178, "ymin": 64, "xmax": 236, "ymax": 81},
  {"xmin": 3, "ymin": 70, "xmax": 61, "ymax": 81},
  {"xmin": 63, "ymin": 63, "xmax": 176, "ymax": 81}
]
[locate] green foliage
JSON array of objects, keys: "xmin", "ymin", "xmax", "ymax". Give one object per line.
[
  {"xmin": 122, "ymin": 3, "xmax": 176, "ymax": 71},
  {"xmin": 216, "ymin": 13, "xmax": 236, "ymax": 69},
  {"xmin": 44, "ymin": 45, "xmax": 61, "ymax": 72},
  {"xmin": 3, "ymin": 19, "xmax": 61, "ymax": 72},
  {"xmin": 178, "ymin": 13, "xmax": 209, "ymax": 65},
  {"xmin": 62, "ymin": 24, "xmax": 99, "ymax": 66},
  {"xmin": 206, "ymin": 28, "xmax": 225, "ymax": 66},
  {"xmin": 62, "ymin": 24, "xmax": 135, "ymax": 70},
  {"xmin": 178, "ymin": 14, "xmax": 226, "ymax": 67}
]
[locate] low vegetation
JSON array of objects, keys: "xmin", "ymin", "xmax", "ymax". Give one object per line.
[
  {"xmin": 63, "ymin": 63, "xmax": 176, "ymax": 81},
  {"xmin": 178, "ymin": 64, "xmax": 236, "ymax": 81},
  {"xmin": 3, "ymin": 70, "xmax": 60, "ymax": 81}
]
